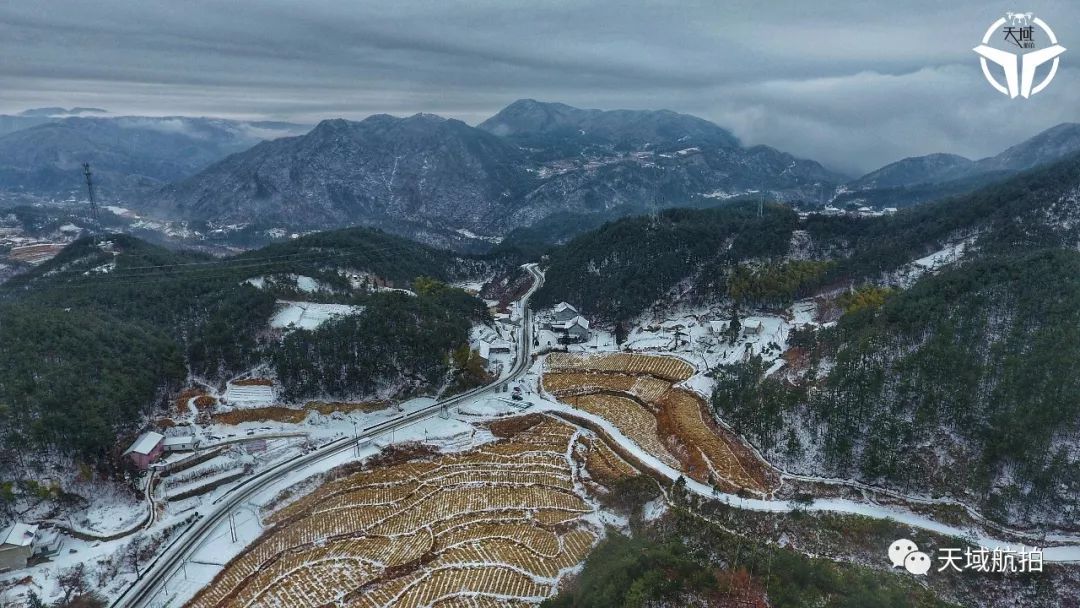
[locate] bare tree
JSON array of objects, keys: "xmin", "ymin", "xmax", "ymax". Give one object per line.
[{"xmin": 57, "ymin": 562, "xmax": 90, "ymax": 603}]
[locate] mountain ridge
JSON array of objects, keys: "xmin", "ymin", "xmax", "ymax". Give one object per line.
[{"xmin": 147, "ymin": 100, "xmax": 841, "ymax": 242}]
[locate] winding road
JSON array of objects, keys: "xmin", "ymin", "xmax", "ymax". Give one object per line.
[
  {"xmin": 118, "ymin": 261, "xmax": 1080, "ymax": 607},
  {"xmin": 117, "ymin": 264, "xmax": 544, "ymax": 608}
]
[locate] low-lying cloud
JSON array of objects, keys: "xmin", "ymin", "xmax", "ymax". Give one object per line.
[{"xmin": 1, "ymin": 0, "xmax": 1077, "ymax": 175}]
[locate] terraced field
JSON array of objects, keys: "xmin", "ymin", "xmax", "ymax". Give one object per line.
[
  {"xmin": 186, "ymin": 417, "xmax": 600, "ymax": 608},
  {"xmin": 546, "ymin": 352, "xmax": 694, "ymax": 382},
  {"xmin": 561, "ymin": 393, "xmax": 680, "ymax": 469},
  {"xmin": 543, "ymin": 353, "xmax": 776, "ymax": 494}
]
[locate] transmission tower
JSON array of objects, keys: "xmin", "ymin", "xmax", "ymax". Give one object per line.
[{"xmin": 82, "ymin": 162, "xmax": 100, "ymax": 225}]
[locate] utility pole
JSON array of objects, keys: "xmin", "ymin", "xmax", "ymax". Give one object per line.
[
  {"xmin": 352, "ymin": 421, "xmax": 360, "ymax": 457},
  {"xmin": 82, "ymin": 162, "xmax": 100, "ymax": 226},
  {"xmin": 229, "ymin": 511, "xmax": 237, "ymax": 543}
]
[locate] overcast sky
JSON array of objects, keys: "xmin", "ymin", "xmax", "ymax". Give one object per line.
[{"xmin": 1, "ymin": 0, "xmax": 1078, "ymax": 175}]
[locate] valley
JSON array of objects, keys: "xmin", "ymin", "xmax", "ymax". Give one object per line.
[{"xmin": 3, "ymin": 101, "xmax": 1080, "ymax": 608}]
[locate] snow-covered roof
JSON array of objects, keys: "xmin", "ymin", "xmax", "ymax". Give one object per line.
[
  {"xmin": 551, "ymin": 315, "xmax": 590, "ymax": 331},
  {"xmin": 489, "ymin": 338, "xmax": 513, "ymax": 349},
  {"xmin": 163, "ymin": 435, "xmax": 196, "ymax": 447},
  {"xmin": 0, "ymin": 523, "xmax": 37, "ymax": 548},
  {"xmin": 124, "ymin": 431, "xmax": 164, "ymax": 456},
  {"xmin": 478, "ymin": 342, "xmax": 491, "ymax": 359},
  {"xmin": 554, "ymin": 302, "xmax": 577, "ymax": 313},
  {"xmin": 569, "ymin": 316, "xmax": 589, "ymax": 329}
]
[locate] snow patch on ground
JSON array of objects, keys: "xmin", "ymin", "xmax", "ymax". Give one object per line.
[
  {"xmin": 223, "ymin": 383, "xmax": 275, "ymax": 407},
  {"xmin": 269, "ymin": 300, "xmax": 364, "ymax": 330}
]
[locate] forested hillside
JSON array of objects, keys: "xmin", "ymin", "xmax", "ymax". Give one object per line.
[
  {"xmin": 704, "ymin": 155, "xmax": 1080, "ymax": 526},
  {"xmin": 538, "ymin": 152, "xmax": 1080, "ymax": 325},
  {"xmin": 714, "ymin": 250, "xmax": 1080, "ymax": 525},
  {"xmin": 534, "ymin": 204, "xmax": 800, "ymax": 321},
  {"xmin": 532, "ymin": 152, "xmax": 1080, "ymax": 527},
  {"xmin": 0, "ymin": 229, "xmax": 492, "ymax": 470}
]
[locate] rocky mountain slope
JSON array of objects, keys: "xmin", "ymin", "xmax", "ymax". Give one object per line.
[
  {"xmin": 149, "ymin": 100, "xmax": 843, "ymax": 243},
  {"xmin": 153, "ymin": 113, "xmax": 532, "ymax": 234}
]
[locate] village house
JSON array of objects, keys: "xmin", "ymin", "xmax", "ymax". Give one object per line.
[
  {"xmin": 565, "ymin": 317, "xmax": 590, "ymax": 342},
  {"xmin": 487, "ymin": 337, "xmax": 513, "ymax": 354},
  {"xmin": 0, "ymin": 523, "xmax": 62, "ymax": 571},
  {"xmin": 742, "ymin": 320, "xmax": 764, "ymax": 337},
  {"xmin": 551, "ymin": 302, "xmax": 579, "ymax": 323},
  {"xmin": 550, "ymin": 315, "xmax": 591, "ymax": 343},
  {"xmin": 124, "ymin": 431, "xmax": 165, "ymax": 470},
  {"xmin": 163, "ymin": 435, "xmax": 199, "ymax": 453}
]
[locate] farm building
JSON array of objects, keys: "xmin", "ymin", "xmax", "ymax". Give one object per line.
[
  {"xmin": 487, "ymin": 338, "xmax": 513, "ymax": 354},
  {"xmin": 551, "ymin": 315, "xmax": 590, "ymax": 342},
  {"xmin": 0, "ymin": 523, "xmax": 61, "ymax": 571},
  {"xmin": 551, "ymin": 302, "xmax": 579, "ymax": 323},
  {"xmin": 163, "ymin": 435, "xmax": 199, "ymax": 452},
  {"xmin": 743, "ymin": 320, "xmax": 764, "ymax": 336},
  {"xmin": 124, "ymin": 431, "xmax": 165, "ymax": 470}
]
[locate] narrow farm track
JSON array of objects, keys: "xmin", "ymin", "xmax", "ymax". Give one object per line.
[{"xmin": 125, "ymin": 262, "xmax": 1080, "ymax": 608}]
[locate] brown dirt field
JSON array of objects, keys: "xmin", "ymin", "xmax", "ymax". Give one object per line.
[
  {"xmin": 654, "ymin": 388, "xmax": 774, "ymax": 493},
  {"xmin": 581, "ymin": 437, "xmax": 640, "ymax": 487},
  {"xmin": 212, "ymin": 400, "xmax": 390, "ymax": 425},
  {"xmin": 175, "ymin": 387, "xmax": 206, "ymax": 414},
  {"xmin": 230, "ymin": 378, "xmax": 274, "ymax": 386},
  {"xmin": 304, "ymin": 400, "xmax": 389, "ymax": 415},
  {"xmin": 561, "ymin": 393, "xmax": 680, "ymax": 470},
  {"xmin": 185, "ymin": 416, "xmax": 599, "ymax": 608},
  {"xmin": 542, "ymin": 354, "xmax": 778, "ymax": 495},
  {"xmin": 485, "ymin": 413, "xmax": 546, "ymax": 438},
  {"xmin": 545, "ymin": 352, "xmax": 694, "ymax": 382},
  {"xmin": 211, "ymin": 407, "xmax": 308, "ymax": 425}
]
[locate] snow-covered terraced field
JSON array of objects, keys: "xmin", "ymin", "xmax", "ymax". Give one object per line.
[
  {"xmin": 542, "ymin": 353, "xmax": 775, "ymax": 493},
  {"xmin": 545, "ymin": 352, "xmax": 694, "ymax": 382},
  {"xmin": 270, "ymin": 300, "xmax": 364, "ymax": 330},
  {"xmin": 223, "ymin": 383, "xmax": 276, "ymax": 406},
  {"xmin": 185, "ymin": 417, "xmax": 600, "ymax": 608}
]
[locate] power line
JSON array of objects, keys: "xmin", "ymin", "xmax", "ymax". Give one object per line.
[
  {"xmin": 82, "ymin": 163, "xmax": 100, "ymax": 226},
  {"xmin": 24, "ymin": 239, "xmax": 447, "ymax": 287}
]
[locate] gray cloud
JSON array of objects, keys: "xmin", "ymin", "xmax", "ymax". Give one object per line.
[{"xmin": 1, "ymin": 0, "xmax": 1077, "ymax": 174}]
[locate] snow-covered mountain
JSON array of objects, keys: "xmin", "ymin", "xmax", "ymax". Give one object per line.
[{"xmin": 149, "ymin": 100, "xmax": 843, "ymax": 241}]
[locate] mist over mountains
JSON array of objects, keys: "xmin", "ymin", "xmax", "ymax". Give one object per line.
[
  {"xmin": 2, "ymin": 100, "xmax": 1080, "ymax": 249},
  {"xmin": 146, "ymin": 100, "xmax": 843, "ymax": 242},
  {"xmin": 0, "ymin": 114, "xmax": 305, "ymax": 199}
]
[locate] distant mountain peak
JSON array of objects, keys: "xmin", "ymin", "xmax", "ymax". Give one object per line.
[
  {"xmin": 18, "ymin": 107, "xmax": 108, "ymax": 117},
  {"xmin": 852, "ymin": 153, "xmax": 974, "ymax": 189},
  {"xmin": 978, "ymin": 122, "xmax": 1080, "ymax": 172},
  {"xmin": 478, "ymin": 99, "xmax": 740, "ymax": 149}
]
